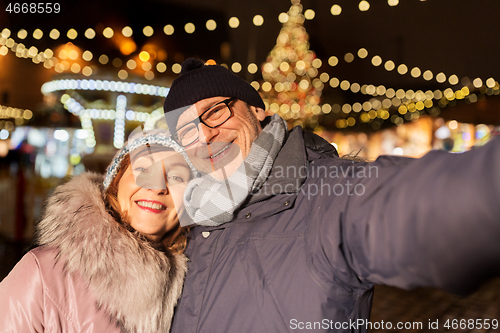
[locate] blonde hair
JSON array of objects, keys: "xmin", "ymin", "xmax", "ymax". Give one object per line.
[{"xmin": 104, "ymin": 154, "xmax": 190, "ymax": 254}]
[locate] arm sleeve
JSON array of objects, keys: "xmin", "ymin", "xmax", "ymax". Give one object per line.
[
  {"xmin": 0, "ymin": 251, "xmax": 45, "ymax": 332},
  {"xmin": 317, "ymin": 136, "xmax": 500, "ymax": 295}
]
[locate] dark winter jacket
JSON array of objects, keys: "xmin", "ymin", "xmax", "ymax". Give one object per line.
[{"xmin": 171, "ymin": 127, "xmax": 500, "ymax": 333}]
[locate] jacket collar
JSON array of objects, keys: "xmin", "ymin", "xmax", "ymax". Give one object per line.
[{"xmin": 36, "ymin": 172, "xmax": 186, "ymax": 333}]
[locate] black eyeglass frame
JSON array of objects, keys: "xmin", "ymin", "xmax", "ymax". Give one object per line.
[{"xmin": 172, "ymin": 97, "xmax": 236, "ymax": 147}]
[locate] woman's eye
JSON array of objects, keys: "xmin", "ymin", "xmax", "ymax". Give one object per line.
[
  {"xmin": 167, "ymin": 175, "xmax": 183, "ymax": 184},
  {"xmin": 133, "ymin": 167, "xmax": 148, "ymax": 173}
]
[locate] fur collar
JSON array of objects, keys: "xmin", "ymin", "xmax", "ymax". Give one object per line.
[{"xmin": 36, "ymin": 172, "xmax": 187, "ymax": 333}]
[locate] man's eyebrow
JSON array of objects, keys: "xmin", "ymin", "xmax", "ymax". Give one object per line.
[{"xmin": 199, "ymin": 98, "xmax": 227, "ymax": 112}]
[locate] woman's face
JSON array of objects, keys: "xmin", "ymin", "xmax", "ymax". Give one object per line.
[{"xmin": 117, "ymin": 148, "xmax": 191, "ymax": 241}]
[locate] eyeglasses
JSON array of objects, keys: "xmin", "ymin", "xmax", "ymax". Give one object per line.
[{"xmin": 172, "ymin": 98, "xmax": 236, "ymax": 147}]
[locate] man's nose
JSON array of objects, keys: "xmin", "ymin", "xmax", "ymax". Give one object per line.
[{"xmin": 197, "ymin": 122, "xmax": 219, "ymax": 144}]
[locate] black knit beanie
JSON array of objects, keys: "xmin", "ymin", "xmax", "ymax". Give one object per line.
[{"xmin": 163, "ymin": 58, "xmax": 265, "ymax": 130}]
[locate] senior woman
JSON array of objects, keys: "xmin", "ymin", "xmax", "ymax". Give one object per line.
[{"xmin": 0, "ymin": 131, "xmax": 195, "ymax": 332}]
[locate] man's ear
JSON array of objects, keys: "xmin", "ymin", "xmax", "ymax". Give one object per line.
[{"xmin": 250, "ymin": 106, "xmax": 266, "ymax": 122}]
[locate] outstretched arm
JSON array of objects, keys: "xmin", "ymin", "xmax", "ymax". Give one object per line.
[{"xmin": 312, "ymin": 136, "xmax": 500, "ymax": 295}]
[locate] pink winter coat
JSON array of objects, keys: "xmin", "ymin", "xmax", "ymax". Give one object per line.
[{"xmin": 0, "ymin": 173, "xmax": 187, "ymax": 333}]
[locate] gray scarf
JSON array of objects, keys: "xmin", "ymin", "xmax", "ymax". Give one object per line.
[{"xmin": 183, "ymin": 114, "xmax": 287, "ymax": 227}]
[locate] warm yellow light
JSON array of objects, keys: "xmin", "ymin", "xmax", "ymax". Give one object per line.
[
  {"xmin": 145, "ymin": 71, "xmax": 154, "ymax": 80},
  {"xmin": 82, "ymin": 66, "xmax": 92, "ymax": 76},
  {"xmin": 143, "ymin": 26, "xmax": 154, "ymax": 37},
  {"xmin": 319, "ymin": 73, "xmax": 329, "ymax": 82},
  {"xmin": 231, "ymin": 62, "xmax": 242, "ymax": 73},
  {"xmin": 448, "ymin": 74, "xmax": 458, "ymax": 85},
  {"xmin": 156, "ymin": 62, "xmax": 167, "ymax": 73},
  {"xmin": 344, "ymin": 53, "xmax": 354, "ymax": 63},
  {"xmin": 82, "ymin": 50, "xmax": 93, "ymax": 61},
  {"xmin": 253, "ymin": 15, "xmax": 264, "ymax": 26},
  {"xmin": 122, "ymin": 26, "xmax": 133, "ymax": 37},
  {"xmin": 304, "ymin": 9, "xmax": 315, "ymax": 20},
  {"xmin": 312, "ymin": 58, "xmax": 322, "ymax": 68},
  {"xmin": 85, "ymin": 28, "xmax": 96, "ymax": 39},
  {"xmin": 357, "ymin": 48, "xmax": 368, "ymax": 58},
  {"xmin": 142, "ymin": 62, "xmax": 152, "ymax": 71},
  {"xmin": 172, "ymin": 63, "xmax": 182, "ymax": 74},
  {"xmin": 388, "ymin": 0, "xmax": 399, "ymax": 6},
  {"xmin": 397, "ymin": 64, "xmax": 408, "ymax": 75},
  {"xmin": 411, "ymin": 67, "xmax": 421, "ymax": 78},
  {"xmin": 205, "ymin": 59, "xmax": 217, "ymax": 65},
  {"xmin": 33, "ymin": 29, "xmax": 43, "ymax": 39},
  {"xmin": 127, "ymin": 59, "xmax": 137, "ymax": 69},
  {"xmin": 54, "ymin": 63, "xmax": 64, "ymax": 73},
  {"xmin": 99, "ymin": 54, "xmax": 109, "ymax": 64},
  {"xmin": 359, "ymin": 1, "xmax": 370, "ymax": 11},
  {"xmin": 423, "ymin": 70, "xmax": 433, "ymax": 81},
  {"xmin": 67, "ymin": 29, "xmax": 78, "ymax": 39},
  {"xmin": 139, "ymin": 51, "xmax": 150, "ymax": 62},
  {"xmin": 296, "ymin": 60, "xmax": 306, "ymax": 70},
  {"xmin": 436, "ymin": 72, "xmax": 446, "ymax": 83},
  {"xmin": 262, "ymin": 82, "xmax": 272, "ymax": 92},
  {"xmin": 371, "ymin": 55, "xmax": 382, "ymax": 66},
  {"xmin": 185, "ymin": 23, "xmax": 195, "ymax": 34},
  {"xmin": 103, "ymin": 27, "xmax": 114, "ymax": 38},
  {"xmin": 278, "ymin": 13, "xmax": 289, "ymax": 23},
  {"xmin": 299, "ymin": 80, "xmax": 310, "ymax": 90},
  {"xmin": 263, "ymin": 63, "xmax": 273, "ymax": 73},
  {"xmin": 248, "ymin": 63, "xmax": 258, "ymax": 74},
  {"xmin": 164, "ymin": 25, "xmax": 174, "ymax": 35},
  {"xmin": 0, "ymin": 46, "xmax": 8, "ymax": 56},
  {"xmin": 68, "ymin": 50, "xmax": 78, "ymax": 60},
  {"xmin": 328, "ymin": 56, "xmax": 338, "ymax": 66},
  {"xmin": 118, "ymin": 69, "xmax": 128, "ymax": 80},
  {"xmin": 342, "ymin": 104, "xmax": 352, "ymax": 113},
  {"xmin": 340, "ymin": 80, "xmax": 350, "ymax": 90},
  {"xmin": 486, "ymin": 77, "xmax": 496, "ymax": 88},
  {"xmin": 28, "ymin": 46, "xmax": 38, "ymax": 57},
  {"xmin": 1, "ymin": 28, "xmax": 11, "ymax": 38},
  {"xmin": 206, "ymin": 19, "xmax": 217, "ymax": 31},
  {"xmin": 23, "ymin": 110, "xmax": 33, "ymax": 119},
  {"xmin": 448, "ymin": 120, "xmax": 458, "ymax": 130},
  {"xmin": 70, "ymin": 63, "xmax": 81, "ymax": 73},
  {"xmin": 229, "ymin": 17, "xmax": 240, "ymax": 28},
  {"xmin": 473, "ymin": 78, "xmax": 483, "ymax": 88},
  {"xmin": 329, "ymin": 78, "xmax": 339, "ymax": 87},
  {"xmin": 384, "ymin": 60, "xmax": 395, "ymax": 71},
  {"xmin": 377, "ymin": 85, "xmax": 386, "ymax": 95},
  {"xmin": 59, "ymin": 49, "xmax": 68, "ymax": 59},
  {"xmin": 44, "ymin": 48, "xmax": 54, "ymax": 58},
  {"xmin": 251, "ymin": 81, "xmax": 260, "ymax": 90},
  {"xmin": 18, "ymin": 29, "xmax": 27, "ymax": 39},
  {"xmin": 119, "ymin": 41, "xmax": 136, "ymax": 55},
  {"xmin": 331, "ymin": 4, "xmax": 342, "ymax": 15}
]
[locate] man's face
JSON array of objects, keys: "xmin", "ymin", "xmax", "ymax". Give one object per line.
[{"xmin": 175, "ymin": 96, "xmax": 265, "ymax": 176}]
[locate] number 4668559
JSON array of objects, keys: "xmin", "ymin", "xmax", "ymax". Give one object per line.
[{"xmin": 6, "ymin": 3, "xmax": 61, "ymax": 14}]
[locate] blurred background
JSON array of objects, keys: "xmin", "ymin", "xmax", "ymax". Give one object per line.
[{"xmin": 0, "ymin": 0, "xmax": 499, "ymax": 330}]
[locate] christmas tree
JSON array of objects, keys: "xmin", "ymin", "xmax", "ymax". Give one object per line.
[{"xmin": 260, "ymin": 0, "xmax": 323, "ymax": 129}]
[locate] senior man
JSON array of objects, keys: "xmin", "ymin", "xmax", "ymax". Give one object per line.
[{"xmin": 163, "ymin": 58, "xmax": 500, "ymax": 333}]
